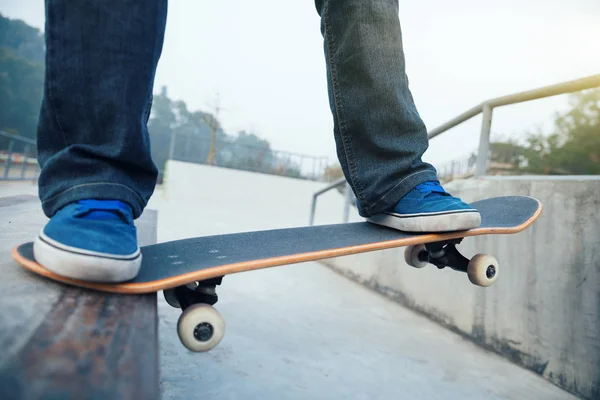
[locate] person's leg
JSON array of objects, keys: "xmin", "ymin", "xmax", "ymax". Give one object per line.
[
  {"xmin": 314, "ymin": 0, "xmax": 480, "ymax": 232},
  {"xmin": 34, "ymin": 0, "xmax": 167, "ymax": 281}
]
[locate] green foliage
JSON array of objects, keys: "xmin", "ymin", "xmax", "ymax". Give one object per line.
[
  {"xmin": 0, "ymin": 14, "xmax": 44, "ymax": 62},
  {"xmin": 489, "ymin": 89, "xmax": 600, "ymax": 175},
  {"xmin": 0, "ymin": 13, "xmax": 45, "ymax": 148},
  {"xmin": 147, "ymin": 86, "xmax": 306, "ymax": 179},
  {"xmin": 0, "ymin": 14, "xmax": 308, "ymax": 179},
  {"xmin": 3, "ymin": 13, "xmax": 598, "ymax": 180},
  {"xmin": 548, "ymin": 89, "xmax": 600, "ymax": 174},
  {"xmin": 489, "ymin": 140, "xmax": 527, "ymax": 167}
]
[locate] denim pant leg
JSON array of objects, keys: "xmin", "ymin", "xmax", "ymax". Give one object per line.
[
  {"xmin": 36, "ymin": 0, "xmax": 168, "ymax": 219},
  {"xmin": 315, "ymin": 0, "xmax": 439, "ymax": 217}
]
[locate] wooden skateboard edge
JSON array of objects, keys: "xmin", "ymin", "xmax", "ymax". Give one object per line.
[{"xmin": 11, "ymin": 198, "xmax": 542, "ymax": 294}]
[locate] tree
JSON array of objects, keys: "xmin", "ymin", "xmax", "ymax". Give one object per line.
[
  {"xmin": 1, "ymin": 15, "xmax": 320, "ymax": 180},
  {"xmin": 549, "ymin": 89, "xmax": 600, "ymax": 174},
  {"xmin": 145, "ymin": 87, "xmax": 310, "ymax": 178},
  {"xmin": 519, "ymin": 89, "xmax": 600, "ymax": 175},
  {"xmin": 485, "ymin": 89, "xmax": 600, "ymax": 176},
  {"xmin": 147, "ymin": 86, "xmax": 177, "ymax": 173},
  {"xmin": 0, "ymin": 14, "xmax": 45, "ymax": 150},
  {"xmin": 0, "ymin": 14, "xmax": 44, "ymax": 62},
  {"xmin": 489, "ymin": 140, "xmax": 527, "ymax": 167}
]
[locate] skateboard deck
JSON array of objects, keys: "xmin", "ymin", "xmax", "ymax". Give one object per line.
[
  {"xmin": 12, "ymin": 195, "xmax": 541, "ymax": 352},
  {"xmin": 13, "ymin": 195, "xmax": 541, "ymax": 294}
]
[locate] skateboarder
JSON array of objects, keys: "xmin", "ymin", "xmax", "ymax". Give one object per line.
[{"xmin": 32, "ymin": 0, "xmax": 481, "ymax": 283}]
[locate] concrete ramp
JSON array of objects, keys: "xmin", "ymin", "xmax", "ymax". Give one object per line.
[
  {"xmin": 153, "ymin": 162, "xmax": 576, "ymax": 399},
  {"xmin": 156, "ymin": 160, "xmax": 362, "ymax": 240},
  {"xmin": 322, "ymin": 176, "xmax": 599, "ymax": 400}
]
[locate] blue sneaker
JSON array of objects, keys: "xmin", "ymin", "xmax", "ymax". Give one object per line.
[
  {"xmin": 33, "ymin": 199, "xmax": 141, "ymax": 282},
  {"xmin": 367, "ymin": 181, "xmax": 481, "ymax": 232}
]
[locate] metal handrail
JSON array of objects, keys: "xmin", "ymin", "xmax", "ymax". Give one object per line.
[
  {"xmin": 309, "ymin": 73, "xmax": 600, "ymax": 224},
  {"xmin": 308, "ymin": 177, "xmax": 346, "ymax": 225},
  {"xmin": 428, "ymin": 73, "xmax": 600, "ymax": 175},
  {"xmin": 0, "ymin": 130, "xmax": 38, "ymax": 181},
  {"xmin": 0, "ymin": 131, "xmax": 36, "ymax": 145},
  {"xmin": 428, "ymin": 74, "xmax": 600, "ymax": 139}
]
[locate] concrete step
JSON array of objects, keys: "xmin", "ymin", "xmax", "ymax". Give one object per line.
[{"xmin": 0, "ymin": 195, "xmax": 159, "ymax": 399}]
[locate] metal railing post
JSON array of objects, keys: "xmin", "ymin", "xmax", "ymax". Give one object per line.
[
  {"xmin": 476, "ymin": 104, "xmax": 493, "ymax": 176},
  {"xmin": 20, "ymin": 145, "xmax": 29, "ymax": 178},
  {"xmin": 308, "ymin": 177, "xmax": 347, "ymax": 225},
  {"xmin": 3, "ymin": 140, "xmax": 14, "ymax": 180},
  {"xmin": 343, "ymin": 183, "xmax": 352, "ymax": 223},
  {"xmin": 0, "ymin": 131, "xmax": 38, "ymax": 181},
  {"xmin": 309, "ymin": 194, "xmax": 317, "ymax": 226}
]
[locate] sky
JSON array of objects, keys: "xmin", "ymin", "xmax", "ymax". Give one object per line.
[{"xmin": 2, "ymin": 0, "xmax": 599, "ymax": 169}]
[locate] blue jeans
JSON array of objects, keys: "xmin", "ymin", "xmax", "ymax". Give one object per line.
[{"xmin": 37, "ymin": 0, "xmax": 438, "ymax": 219}]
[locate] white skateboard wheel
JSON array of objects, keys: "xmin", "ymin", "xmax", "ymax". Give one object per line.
[
  {"xmin": 467, "ymin": 254, "xmax": 499, "ymax": 287},
  {"xmin": 177, "ymin": 304, "xmax": 225, "ymax": 352}
]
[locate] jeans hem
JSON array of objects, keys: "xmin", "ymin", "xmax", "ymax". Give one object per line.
[
  {"xmin": 362, "ymin": 169, "xmax": 439, "ymax": 217},
  {"xmin": 41, "ymin": 182, "xmax": 146, "ymax": 219}
]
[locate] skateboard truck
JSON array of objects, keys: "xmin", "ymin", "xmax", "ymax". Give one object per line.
[
  {"xmin": 404, "ymin": 239, "xmax": 499, "ymax": 287},
  {"xmin": 163, "ymin": 277, "xmax": 226, "ymax": 352}
]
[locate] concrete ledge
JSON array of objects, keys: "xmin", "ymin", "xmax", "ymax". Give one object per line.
[
  {"xmin": 0, "ymin": 196, "xmax": 159, "ymax": 399},
  {"xmin": 320, "ymin": 177, "xmax": 599, "ymax": 400}
]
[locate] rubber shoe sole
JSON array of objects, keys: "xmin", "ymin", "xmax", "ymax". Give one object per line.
[
  {"xmin": 367, "ymin": 209, "xmax": 481, "ymax": 232},
  {"xmin": 33, "ymin": 229, "xmax": 142, "ymax": 283}
]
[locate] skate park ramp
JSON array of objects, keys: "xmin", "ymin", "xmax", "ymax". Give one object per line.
[{"xmin": 149, "ymin": 160, "xmax": 578, "ymax": 400}]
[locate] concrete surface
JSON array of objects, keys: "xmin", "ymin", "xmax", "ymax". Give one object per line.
[
  {"xmin": 0, "ymin": 163, "xmax": 581, "ymax": 399},
  {"xmin": 157, "ymin": 259, "xmax": 577, "ymax": 400},
  {"xmin": 0, "ymin": 180, "xmax": 39, "ymax": 198},
  {"xmin": 0, "ymin": 197, "xmax": 61, "ymax": 368},
  {"xmin": 322, "ymin": 176, "xmax": 599, "ymax": 400},
  {"xmin": 149, "ymin": 161, "xmax": 577, "ymax": 400},
  {"xmin": 0, "ymin": 195, "xmax": 159, "ymax": 399}
]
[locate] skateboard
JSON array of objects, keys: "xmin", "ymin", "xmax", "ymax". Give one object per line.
[{"xmin": 12, "ymin": 195, "xmax": 541, "ymax": 352}]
